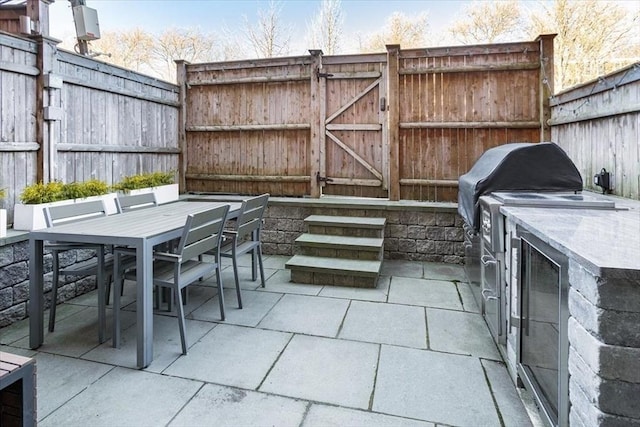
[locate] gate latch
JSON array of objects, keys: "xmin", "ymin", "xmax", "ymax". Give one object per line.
[{"xmin": 316, "ymin": 172, "xmax": 334, "ymax": 184}]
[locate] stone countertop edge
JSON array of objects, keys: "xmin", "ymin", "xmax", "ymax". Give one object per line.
[{"xmin": 500, "ymin": 194, "xmax": 640, "ymax": 280}]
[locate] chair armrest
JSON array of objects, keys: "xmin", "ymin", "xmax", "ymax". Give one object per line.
[{"xmin": 153, "ymin": 252, "xmax": 182, "ymax": 263}]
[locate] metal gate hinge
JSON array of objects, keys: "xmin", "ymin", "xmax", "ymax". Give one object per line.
[{"xmin": 316, "ymin": 172, "xmax": 334, "ymax": 184}]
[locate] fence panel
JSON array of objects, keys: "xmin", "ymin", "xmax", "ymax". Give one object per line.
[
  {"xmin": 0, "ymin": 33, "xmax": 38, "ymax": 224},
  {"xmin": 550, "ymin": 63, "xmax": 640, "ymax": 200},
  {"xmin": 54, "ymin": 50, "xmax": 180, "ymax": 186},
  {"xmin": 182, "ymin": 58, "xmax": 313, "ymax": 196},
  {"xmin": 396, "ymin": 41, "xmax": 548, "ymax": 201}
]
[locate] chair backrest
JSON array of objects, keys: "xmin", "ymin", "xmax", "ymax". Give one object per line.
[
  {"xmin": 115, "ymin": 192, "xmax": 158, "ymax": 213},
  {"xmin": 178, "ymin": 204, "xmax": 230, "ymax": 261},
  {"xmin": 235, "ymin": 193, "xmax": 269, "ymax": 239},
  {"xmin": 44, "ymin": 200, "xmax": 108, "ymax": 227}
]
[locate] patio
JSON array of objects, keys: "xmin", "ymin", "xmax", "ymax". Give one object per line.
[{"xmin": 1, "ymin": 255, "xmax": 537, "ymax": 426}]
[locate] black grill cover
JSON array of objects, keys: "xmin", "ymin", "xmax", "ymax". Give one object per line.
[{"xmin": 458, "ymin": 142, "xmax": 583, "ymax": 230}]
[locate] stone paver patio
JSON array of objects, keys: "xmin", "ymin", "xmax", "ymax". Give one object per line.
[{"xmin": 0, "ymin": 255, "xmax": 539, "ymax": 426}]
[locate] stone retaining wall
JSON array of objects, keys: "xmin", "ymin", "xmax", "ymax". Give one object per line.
[
  {"xmin": 260, "ymin": 198, "xmax": 464, "ymax": 263},
  {"xmin": 0, "ymin": 238, "xmax": 99, "ymax": 329}
]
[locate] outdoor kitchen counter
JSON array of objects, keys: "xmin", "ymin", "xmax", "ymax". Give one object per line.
[{"xmin": 500, "ymin": 194, "xmax": 640, "ymax": 280}]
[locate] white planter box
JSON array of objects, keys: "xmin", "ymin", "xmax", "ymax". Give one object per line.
[
  {"xmin": 0, "ymin": 209, "xmax": 6, "ymax": 237},
  {"xmin": 127, "ymin": 184, "xmax": 179, "ymax": 205},
  {"xmin": 13, "ymin": 193, "xmax": 118, "ymax": 231}
]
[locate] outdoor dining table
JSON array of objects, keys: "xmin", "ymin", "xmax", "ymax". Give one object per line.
[{"xmin": 29, "ymin": 201, "xmax": 241, "ymax": 369}]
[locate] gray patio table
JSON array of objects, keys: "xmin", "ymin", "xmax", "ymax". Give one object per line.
[{"xmin": 29, "ymin": 201, "xmax": 241, "ymax": 369}]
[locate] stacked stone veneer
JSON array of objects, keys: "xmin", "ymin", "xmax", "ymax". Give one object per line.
[
  {"xmin": 567, "ymin": 261, "xmax": 640, "ymax": 426},
  {"xmin": 260, "ymin": 199, "xmax": 464, "ymax": 263},
  {"xmin": 0, "ymin": 239, "xmax": 100, "ymax": 328}
]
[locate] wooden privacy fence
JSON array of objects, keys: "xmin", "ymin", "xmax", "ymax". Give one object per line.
[
  {"xmin": 178, "ymin": 35, "xmax": 555, "ymax": 201},
  {"xmin": 550, "ymin": 62, "xmax": 640, "ymax": 200},
  {"xmin": 0, "ymin": 32, "xmax": 179, "ymax": 224}
]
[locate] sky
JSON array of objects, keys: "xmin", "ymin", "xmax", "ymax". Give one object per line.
[{"xmin": 48, "ymin": 0, "xmax": 469, "ymax": 53}]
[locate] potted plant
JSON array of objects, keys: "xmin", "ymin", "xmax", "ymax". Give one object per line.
[
  {"xmin": 112, "ymin": 171, "xmax": 178, "ymax": 205},
  {"xmin": 0, "ymin": 188, "xmax": 6, "ymax": 237},
  {"xmin": 13, "ymin": 179, "xmax": 117, "ymax": 231}
]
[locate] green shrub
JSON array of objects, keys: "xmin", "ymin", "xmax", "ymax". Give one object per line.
[
  {"xmin": 113, "ymin": 171, "xmax": 175, "ymax": 192},
  {"xmin": 19, "ymin": 180, "xmax": 109, "ymax": 204},
  {"xmin": 61, "ymin": 179, "xmax": 110, "ymax": 200}
]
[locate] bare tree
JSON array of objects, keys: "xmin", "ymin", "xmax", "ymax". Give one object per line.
[
  {"xmin": 449, "ymin": 0, "xmax": 525, "ymax": 44},
  {"xmin": 91, "ymin": 29, "xmax": 155, "ymax": 74},
  {"xmin": 306, "ymin": 0, "xmax": 344, "ymax": 55},
  {"xmin": 359, "ymin": 12, "xmax": 429, "ymax": 52},
  {"xmin": 528, "ymin": 0, "xmax": 640, "ymax": 90},
  {"xmin": 243, "ymin": 0, "xmax": 292, "ymax": 58},
  {"xmin": 152, "ymin": 27, "xmax": 219, "ymax": 82}
]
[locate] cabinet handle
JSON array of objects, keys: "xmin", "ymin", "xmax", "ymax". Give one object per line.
[{"xmin": 481, "ymin": 255, "xmax": 496, "ymax": 266}]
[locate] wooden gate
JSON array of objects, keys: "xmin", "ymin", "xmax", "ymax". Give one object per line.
[{"xmin": 317, "ymin": 55, "xmax": 388, "ymax": 198}]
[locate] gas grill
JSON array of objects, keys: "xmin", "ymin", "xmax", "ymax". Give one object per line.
[{"xmin": 458, "ymin": 141, "xmax": 618, "ymax": 427}]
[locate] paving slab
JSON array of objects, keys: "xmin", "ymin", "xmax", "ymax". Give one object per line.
[
  {"xmin": 339, "ymin": 300, "xmax": 427, "ymax": 348},
  {"xmin": 319, "ymin": 275, "xmax": 390, "ymax": 302},
  {"xmin": 259, "ymin": 269, "xmax": 324, "ymax": 295},
  {"xmin": 261, "ymin": 255, "xmax": 290, "ymax": 269},
  {"xmin": 120, "ymin": 280, "xmax": 218, "ymax": 316},
  {"xmin": 216, "ymin": 265, "xmax": 278, "ymax": 290},
  {"xmin": 0, "ymin": 303, "xmax": 85, "ymax": 345},
  {"xmin": 388, "ymin": 277, "xmax": 463, "ymax": 310},
  {"xmin": 190, "ymin": 288, "xmax": 283, "ymax": 327},
  {"xmin": 457, "ymin": 281, "xmax": 480, "ymax": 313},
  {"xmin": 164, "ymin": 324, "xmax": 291, "ymax": 389},
  {"xmin": 260, "ymin": 334, "xmax": 378, "ymax": 409},
  {"xmin": 302, "ymin": 404, "xmax": 435, "ymax": 427},
  {"xmin": 423, "ymin": 261, "xmax": 467, "ymax": 282},
  {"xmin": 482, "ymin": 359, "xmax": 534, "ymax": 426},
  {"xmin": 39, "ymin": 366, "xmax": 202, "ymax": 427},
  {"xmin": 82, "ymin": 312, "xmax": 215, "ymax": 372},
  {"xmin": 373, "ymin": 345, "xmax": 500, "ymax": 426},
  {"xmin": 427, "ymin": 308, "xmax": 501, "ymax": 360},
  {"xmin": 31, "ymin": 352, "xmax": 113, "ymax": 421},
  {"xmin": 170, "ymin": 383, "xmax": 307, "ymax": 427},
  {"xmin": 258, "ymin": 294, "xmax": 349, "ymax": 337},
  {"xmin": 11, "ymin": 306, "xmax": 130, "ymax": 357},
  {"xmin": 380, "ymin": 260, "xmax": 423, "ymax": 278}
]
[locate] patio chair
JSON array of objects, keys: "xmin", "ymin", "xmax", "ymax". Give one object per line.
[
  {"xmin": 208, "ymin": 193, "xmax": 269, "ymax": 309},
  {"xmin": 115, "ymin": 192, "xmax": 158, "ymax": 213},
  {"xmin": 44, "ymin": 200, "xmax": 111, "ymax": 340},
  {"xmin": 113, "ymin": 204, "xmax": 229, "ymax": 354}
]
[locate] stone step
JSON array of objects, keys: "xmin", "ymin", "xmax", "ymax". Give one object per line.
[
  {"xmin": 295, "ymin": 233, "xmax": 383, "ymax": 260},
  {"xmin": 286, "ymin": 255, "xmax": 381, "ymax": 288},
  {"xmin": 295, "ymin": 233, "xmax": 383, "ymax": 251},
  {"xmin": 304, "ymin": 215, "xmax": 386, "ymax": 238}
]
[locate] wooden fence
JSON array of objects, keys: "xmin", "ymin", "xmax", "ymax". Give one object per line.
[
  {"xmin": 178, "ymin": 36, "xmax": 553, "ymax": 201},
  {"xmin": 550, "ymin": 62, "xmax": 640, "ymax": 200},
  {"xmin": 0, "ymin": 32, "xmax": 179, "ymax": 224},
  {"xmin": 178, "ymin": 35, "xmax": 555, "ymax": 201}
]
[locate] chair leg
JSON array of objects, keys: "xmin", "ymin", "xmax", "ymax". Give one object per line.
[
  {"xmin": 216, "ymin": 265, "xmax": 226, "ymax": 321},
  {"xmin": 257, "ymin": 245, "xmax": 266, "ymax": 288},
  {"xmin": 175, "ymin": 287, "xmax": 188, "ymax": 355},
  {"xmin": 48, "ymin": 252, "xmax": 60, "ymax": 332},
  {"xmin": 231, "ymin": 247, "xmax": 242, "ymax": 309}
]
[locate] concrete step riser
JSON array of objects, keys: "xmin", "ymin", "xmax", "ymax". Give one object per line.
[
  {"xmin": 307, "ymin": 225, "xmax": 382, "ymax": 238},
  {"xmin": 290, "ymin": 270, "xmax": 377, "ymax": 288},
  {"xmin": 296, "ymin": 246, "xmax": 381, "ymax": 261}
]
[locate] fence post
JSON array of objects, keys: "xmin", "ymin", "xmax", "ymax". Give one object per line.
[
  {"xmin": 309, "ymin": 50, "xmax": 323, "ymax": 198},
  {"xmin": 537, "ymin": 34, "xmax": 555, "ymax": 142},
  {"xmin": 175, "ymin": 60, "xmax": 189, "ymax": 193},
  {"xmin": 35, "ymin": 35, "xmax": 60, "ymax": 183},
  {"xmin": 386, "ymin": 45, "xmax": 400, "ymax": 201}
]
